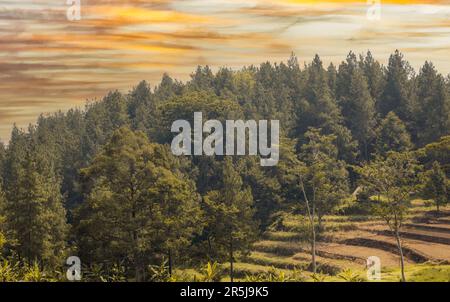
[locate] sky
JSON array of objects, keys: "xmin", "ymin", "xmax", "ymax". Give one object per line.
[{"xmin": 0, "ymin": 0, "xmax": 449, "ymax": 142}]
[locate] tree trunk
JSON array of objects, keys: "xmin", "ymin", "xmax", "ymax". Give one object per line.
[
  {"xmin": 311, "ymin": 204, "xmax": 317, "ymax": 274},
  {"xmin": 364, "ymin": 139, "xmax": 368, "ymax": 162},
  {"xmin": 317, "ymin": 213, "xmax": 323, "ymax": 233},
  {"xmin": 300, "ymin": 180, "xmax": 317, "ymax": 274},
  {"xmin": 229, "ymin": 236, "xmax": 234, "ymax": 282},
  {"xmin": 437, "ymin": 202, "xmax": 440, "ymax": 213},
  {"xmin": 395, "ymin": 230, "xmax": 406, "ymax": 282},
  {"xmin": 134, "ymin": 255, "xmax": 142, "ymax": 282}
]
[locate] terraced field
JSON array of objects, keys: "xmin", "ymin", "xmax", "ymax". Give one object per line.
[{"xmin": 231, "ymin": 201, "xmax": 450, "ymax": 281}]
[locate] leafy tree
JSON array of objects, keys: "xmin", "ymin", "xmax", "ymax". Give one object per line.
[
  {"xmin": 421, "ymin": 161, "xmax": 448, "ymax": 212},
  {"xmin": 75, "ymin": 127, "xmax": 202, "ymax": 281},
  {"xmin": 375, "ymin": 111, "xmax": 413, "ymax": 156},
  {"xmin": 203, "ymin": 158, "xmax": 257, "ymax": 282},
  {"xmin": 356, "ymin": 151, "xmax": 421, "ymax": 282},
  {"xmin": 297, "ymin": 128, "xmax": 349, "ymax": 272},
  {"xmin": 417, "ymin": 136, "xmax": 450, "ymax": 176}
]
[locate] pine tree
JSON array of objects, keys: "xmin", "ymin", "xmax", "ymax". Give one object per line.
[
  {"xmin": 0, "ymin": 183, "xmax": 6, "ymax": 253},
  {"xmin": 82, "ymin": 91, "xmax": 130, "ymax": 159},
  {"xmin": 327, "ymin": 63, "xmax": 337, "ymax": 98},
  {"xmin": 359, "ymin": 51, "xmax": 386, "ymax": 107},
  {"xmin": 214, "ymin": 67, "xmax": 235, "ymax": 98},
  {"xmin": 296, "ymin": 55, "xmax": 357, "ymax": 162},
  {"xmin": 340, "ymin": 67, "xmax": 376, "ymax": 160},
  {"xmin": 0, "ymin": 142, "xmax": 5, "ymax": 176},
  {"xmin": 189, "ymin": 66, "xmax": 215, "ymax": 92},
  {"xmin": 414, "ymin": 62, "xmax": 450, "ymax": 146},
  {"xmin": 336, "ymin": 51, "xmax": 358, "ymax": 100},
  {"xmin": 153, "ymin": 73, "xmax": 184, "ymax": 102},
  {"xmin": 380, "ymin": 50, "xmax": 414, "ymax": 121},
  {"xmin": 375, "ymin": 111, "xmax": 413, "ymax": 156},
  {"xmin": 3, "ymin": 138, "xmax": 67, "ymax": 267},
  {"xmin": 128, "ymin": 80, "xmax": 156, "ymax": 134},
  {"xmin": 203, "ymin": 158, "xmax": 256, "ymax": 282}
]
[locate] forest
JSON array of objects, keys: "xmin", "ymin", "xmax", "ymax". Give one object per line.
[{"xmin": 0, "ymin": 50, "xmax": 449, "ymax": 282}]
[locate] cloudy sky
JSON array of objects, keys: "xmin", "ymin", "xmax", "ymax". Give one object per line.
[{"xmin": 0, "ymin": 0, "xmax": 449, "ymax": 142}]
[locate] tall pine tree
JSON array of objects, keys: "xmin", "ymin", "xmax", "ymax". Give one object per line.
[
  {"xmin": 414, "ymin": 62, "xmax": 450, "ymax": 146},
  {"xmin": 203, "ymin": 158, "xmax": 256, "ymax": 282},
  {"xmin": 3, "ymin": 131, "xmax": 67, "ymax": 267}
]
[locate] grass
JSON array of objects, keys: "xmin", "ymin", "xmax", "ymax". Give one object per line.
[
  {"xmin": 253, "ymin": 240, "xmax": 307, "ymax": 256},
  {"xmin": 244, "ymin": 251, "xmax": 308, "ymax": 270},
  {"xmin": 264, "ymin": 231, "xmax": 306, "ymax": 242},
  {"xmin": 177, "ymin": 263, "xmax": 450, "ymax": 282},
  {"xmin": 381, "ymin": 263, "xmax": 450, "ymax": 282}
]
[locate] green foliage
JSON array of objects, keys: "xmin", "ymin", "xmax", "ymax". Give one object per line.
[
  {"xmin": 414, "ymin": 62, "xmax": 450, "ymax": 146},
  {"xmin": 311, "ymin": 273, "xmax": 327, "ymax": 282},
  {"xmin": 0, "ymin": 256, "xmax": 60, "ymax": 282},
  {"xmin": 299, "ymin": 128, "xmax": 350, "ymax": 224},
  {"xmin": 200, "ymin": 261, "xmax": 223, "ymax": 282},
  {"xmin": 0, "ymin": 258, "xmax": 20, "ymax": 282},
  {"xmin": 0, "ymin": 184, "xmax": 6, "ymax": 253},
  {"xmin": 22, "ymin": 261, "xmax": 51, "ymax": 282},
  {"xmin": 356, "ymin": 151, "xmax": 422, "ymax": 281},
  {"xmin": 149, "ymin": 259, "xmax": 171, "ymax": 282},
  {"xmin": 244, "ymin": 266, "xmax": 306, "ymax": 282},
  {"xmin": 420, "ymin": 161, "xmax": 448, "ymax": 211},
  {"xmin": 375, "ymin": 111, "xmax": 413, "ymax": 156},
  {"xmin": 338, "ymin": 52, "xmax": 376, "ymax": 160},
  {"xmin": 75, "ymin": 127, "xmax": 202, "ymax": 280},
  {"xmin": 203, "ymin": 158, "xmax": 257, "ymax": 280},
  {"xmin": 418, "ymin": 136, "xmax": 450, "ymax": 176},
  {"xmin": 2, "ymin": 129, "xmax": 68, "ymax": 267},
  {"xmin": 380, "ymin": 50, "xmax": 414, "ymax": 120},
  {"xmin": 357, "ymin": 151, "xmax": 421, "ymax": 230},
  {"xmin": 337, "ymin": 268, "xmax": 365, "ymax": 282}
]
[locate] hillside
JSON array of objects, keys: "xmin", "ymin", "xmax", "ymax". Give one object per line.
[{"xmin": 199, "ymin": 200, "xmax": 450, "ymax": 282}]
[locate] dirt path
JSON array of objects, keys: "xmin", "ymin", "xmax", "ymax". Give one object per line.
[{"xmin": 316, "ymin": 242, "xmax": 408, "ymax": 267}]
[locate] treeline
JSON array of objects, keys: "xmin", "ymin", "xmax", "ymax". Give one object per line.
[{"xmin": 0, "ymin": 50, "xmax": 449, "ymax": 281}]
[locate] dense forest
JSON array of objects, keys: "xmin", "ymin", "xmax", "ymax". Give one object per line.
[{"xmin": 0, "ymin": 50, "xmax": 449, "ymax": 282}]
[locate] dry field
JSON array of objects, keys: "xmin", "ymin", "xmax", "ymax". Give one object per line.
[{"xmin": 230, "ymin": 200, "xmax": 450, "ymax": 281}]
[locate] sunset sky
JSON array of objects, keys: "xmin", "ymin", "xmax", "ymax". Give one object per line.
[{"xmin": 0, "ymin": 0, "xmax": 449, "ymax": 142}]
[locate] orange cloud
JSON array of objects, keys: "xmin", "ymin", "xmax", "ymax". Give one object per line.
[{"xmin": 0, "ymin": 0, "xmax": 449, "ymax": 143}]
